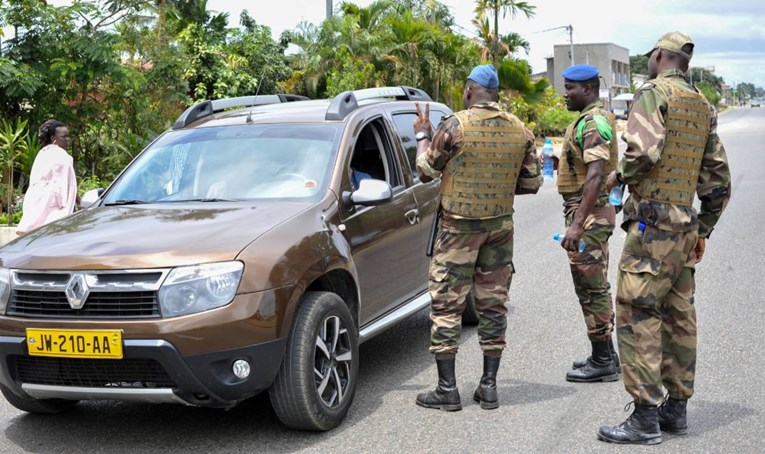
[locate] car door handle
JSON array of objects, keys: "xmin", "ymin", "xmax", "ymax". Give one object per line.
[{"xmin": 405, "ymin": 208, "xmax": 420, "ymax": 225}]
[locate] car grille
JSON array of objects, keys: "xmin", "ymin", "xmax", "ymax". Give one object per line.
[
  {"xmin": 8, "ymin": 270, "xmax": 167, "ymax": 319},
  {"xmin": 13, "ymin": 356, "xmax": 177, "ymax": 388},
  {"xmin": 8, "ymin": 290, "xmax": 160, "ymax": 318}
]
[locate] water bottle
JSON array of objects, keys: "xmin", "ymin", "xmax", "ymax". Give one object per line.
[
  {"xmin": 552, "ymin": 233, "xmax": 586, "ymax": 253},
  {"xmin": 609, "ymin": 184, "xmax": 624, "ymax": 206},
  {"xmin": 542, "ymin": 138, "xmax": 555, "ymax": 181}
]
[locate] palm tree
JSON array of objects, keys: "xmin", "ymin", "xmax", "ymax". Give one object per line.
[
  {"xmin": 502, "ymin": 31, "xmax": 530, "ymax": 56},
  {"xmin": 387, "ymin": 10, "xmax": 434, "ymax": 88},
  {"xmin": 472, "ymin": 13, "xmax": 505, "ymax": 63},
  {"xmin": 474, "ymin": 0, "xmax": 535, "ymax": 65}
]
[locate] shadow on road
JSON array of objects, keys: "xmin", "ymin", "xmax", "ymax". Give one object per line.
[
  {"xmin": 497, "ymin": 378, "xmax": 577, "ymax": 406},
  {"xmin": 687, "ymin": 399, "xmax": 757, "ymax": 435}
]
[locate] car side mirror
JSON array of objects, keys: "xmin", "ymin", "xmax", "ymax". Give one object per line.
[
  {"xmin": 342, "ymin": 179, "xmax": 393, "ymax": 207},
  {"xmin": 80, "ymin": 188, "xmax": 104, "ymax": 209}
]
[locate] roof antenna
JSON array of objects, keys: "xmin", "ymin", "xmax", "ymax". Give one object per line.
[{"xmin": 246, "ymin": 68, "xmax": 268, "ymax": 124}]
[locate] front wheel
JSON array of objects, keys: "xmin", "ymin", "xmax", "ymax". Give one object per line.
[
  {"xmin": 1, "ymin": 383, "xmax": 78, "ymax": 414},
  {"xmin": 269, "ymin": 291, "xmax": 359, "ymax": 431}
]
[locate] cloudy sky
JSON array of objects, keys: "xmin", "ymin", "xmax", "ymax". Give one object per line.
[{"xmin": 207, "ymin": 0, "xmax": 765, "ymax": 88}]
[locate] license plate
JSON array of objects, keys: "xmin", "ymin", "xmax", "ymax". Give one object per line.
[{"xmin": 26, "ymin": 329, "xmax": 123, "ymax": 359}]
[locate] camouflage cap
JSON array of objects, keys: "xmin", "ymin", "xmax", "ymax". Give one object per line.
[{"xmin": 645, "ymin": 31, "xmax": 694, "ymax": 61}]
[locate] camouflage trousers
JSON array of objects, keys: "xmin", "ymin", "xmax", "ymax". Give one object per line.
[
  {"xmin": 565, "ymin": 203, "xmax": 616, "ymax": 342},
  {"xmin": 428, "ymin": 217, "xmax": 514, "ymax": 358},
  {"xmin": 616, "ymin": 221, "xmax": 698, "ymax": 406}
]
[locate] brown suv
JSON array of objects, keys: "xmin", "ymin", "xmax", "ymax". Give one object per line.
[{"xmin": 0, "ymin": 87, "xmax": 475, "ymax": 431}]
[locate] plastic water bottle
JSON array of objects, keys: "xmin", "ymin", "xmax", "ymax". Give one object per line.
[
  {"xmin": 609, "ymin": 184, "xmax": 624, "ymax": 206},
  {"xmin": 542, "ymin": 138, "xmax": 555, "ymax": 181},
  {"xmin": 553, "ymin": 233, "xmax": 586, "ymax": 253}
]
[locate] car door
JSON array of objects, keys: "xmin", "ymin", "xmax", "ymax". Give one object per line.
[
  {"xmin": 388, "ymin": 106, "xmax": 452, "ymax": 279},
  {"xmin": 339, "ymin": 116, "xmax": 424, "ymax": 325}
]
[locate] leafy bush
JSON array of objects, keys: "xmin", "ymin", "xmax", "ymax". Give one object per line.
[
  {"xmin": 78, "ymin": 175, "xmax": 106, "ymax": 197},
  {"xmin": 0, "ymin": 211, "xmax": 23, "ymax": 225},
  {"xmin": 503, "ymin": 87, "xmax": 576, "ymax": 136},
  {"xmin": 537, "ymin": 107, "xmax": 577, "ymax": 136}
]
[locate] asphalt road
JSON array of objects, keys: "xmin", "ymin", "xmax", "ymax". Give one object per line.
[{"xmin": 0, "ymin": 107, "xmax": 762, "ymax": 453}]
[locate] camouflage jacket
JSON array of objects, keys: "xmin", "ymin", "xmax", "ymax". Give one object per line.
[
  {"xmin": 417, "ymin": 102, "xmax": 541, "ymax": 232},
  {"xmin": 618, "ymin": 69, "xmax": 731, "ymax": 237},
  {"xmin": 560, "ymin": 101, "xmax": 616, "ymax": 215}
]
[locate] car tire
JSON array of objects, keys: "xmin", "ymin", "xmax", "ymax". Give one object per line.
[
  {"xmin": 0, "ymin": 383, "xmax": 78, "ymax": 414},
  {"xmin": 269, "ymin": 291, "xmax": 359, "ymax": 431},
  {"xmin": 462, "ymin": 286, "xmax": 480, "ymax": 326}
]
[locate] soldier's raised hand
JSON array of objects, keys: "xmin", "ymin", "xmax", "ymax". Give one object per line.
[{"xmin": 413, "ymin": 102, "xmax": 432, "ymax": 136}]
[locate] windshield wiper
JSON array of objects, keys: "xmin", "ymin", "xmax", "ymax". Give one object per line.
[
  {"xmin": 104, "ymin": 199, "xmax": 147, "ymax": 206},
  {"xmin": 163, "ymin": 198, "xmax": 240, "ymax": 203}
]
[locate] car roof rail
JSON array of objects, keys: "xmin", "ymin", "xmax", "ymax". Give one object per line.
[
  {"xmin": 325, "ymin": 86, "xmax": 432, "ymax": 121},
  {"xmin": 172, "ymin": 94, "xmax": 310, "ymax": 129}
]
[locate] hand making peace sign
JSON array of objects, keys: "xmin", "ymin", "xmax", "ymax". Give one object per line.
[{"xmin": 413, "ymin": 102, "xmax": 432, "ymax": 136}]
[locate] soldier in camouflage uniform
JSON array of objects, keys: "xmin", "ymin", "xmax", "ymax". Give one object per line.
[
  {"xmin": 598, "ymin": 32, "xmax": 731, "ymax": 445},
  {"xmin": 412, "ymin": 64, "xmax": 541, "ymax": 411},
  {"xmin": 555, "ymin": 64, "xmax": 621, "ymax": 383}
]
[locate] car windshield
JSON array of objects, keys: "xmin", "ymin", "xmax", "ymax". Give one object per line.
[{"xmin": 103, "ymin": 124, "xmax": 342, "ymax": 204}]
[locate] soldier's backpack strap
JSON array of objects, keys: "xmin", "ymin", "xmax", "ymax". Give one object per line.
[{"xmin": 575, "ymin": 114, "xmax": 613, "ymax": 149}]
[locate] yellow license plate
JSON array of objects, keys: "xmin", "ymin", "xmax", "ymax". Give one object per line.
[{"xmin": 26, "ymin": 329, "xmax": 123, "ymax": 359}]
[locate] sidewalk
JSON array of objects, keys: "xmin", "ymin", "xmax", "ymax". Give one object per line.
[{"xmin": 0, "ymin": 227, "xmax": 17, "ymax": 246}]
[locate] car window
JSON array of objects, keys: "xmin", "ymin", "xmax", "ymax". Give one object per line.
[
  {"xmin": 104, "ymin": 124, "xmax": 342, "ymax": 203},
  {"xmin": 391, "ymin": 110, "xmax": 448, "ymax": 179},
  {"xmin": 349, "ymin": 118, "xmax": 402, "ymax": 190}
]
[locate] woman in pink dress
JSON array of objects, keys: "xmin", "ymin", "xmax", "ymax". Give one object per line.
[{"xmin": 16, "ymin": 120, "xmax": 77, "ymax": 235}]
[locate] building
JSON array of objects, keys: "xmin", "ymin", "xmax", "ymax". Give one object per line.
[{"xmin": 545, "ymin": 42, "xmax": 631, "ymax": 112}]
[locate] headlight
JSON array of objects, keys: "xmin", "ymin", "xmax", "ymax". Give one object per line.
[
  {"xmin": 158, "ymin": 261, "xmax": 244, "ymax": 318},
  {"xmin": 0, "ymin": 268, "xmax": 9, "ymax": 314}
]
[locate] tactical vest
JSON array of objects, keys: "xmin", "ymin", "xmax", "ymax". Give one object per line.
[
  {"xmin": 633, "ymin": 77, "xmax": 712, "ymax": 207},
  {"xmin": 439, "ymin": 108, "xmax": 528, "ymax": 218},
  {"xmin": 557, "ymin": 107, "xmax": 618, "ymax": 195}
]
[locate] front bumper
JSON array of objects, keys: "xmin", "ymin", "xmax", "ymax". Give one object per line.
[{"xmin": 0, "ymin": 335, "xmax": 286, "ymax": 408}]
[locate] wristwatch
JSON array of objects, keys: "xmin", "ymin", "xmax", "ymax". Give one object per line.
[{"xmin": 415, "ymin": 131, "xmax": 431, "ymax": 142}]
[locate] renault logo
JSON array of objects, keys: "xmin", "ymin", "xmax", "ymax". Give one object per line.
[{"xmin": 65, "ymin": 274, "xmax": 90, "ymax": 310}]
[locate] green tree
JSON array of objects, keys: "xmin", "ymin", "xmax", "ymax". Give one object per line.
[
  {"xmin": 695, "ymin": 81, "xmax": 721, "ymax": 107},
  {"xmin": 629, "ymin": 54, "xmax": 648, "ymax": 76},
  {"xmin": 0, "ymin": 118, "xmax": 28, "ymax": 225},
  {"xmin": 474, "ymin": 0, "xmax": 535, "ymax": 65}
]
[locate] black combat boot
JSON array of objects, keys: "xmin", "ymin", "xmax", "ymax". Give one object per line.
[
  {"xmin": 473, "ymin": 356, "xmax": 500, "ymax": 410},
  {"xmin": 598, "ymin": 403, "xmax": 663, "ymax": 445},
  {"xmin": 566, "ymin": 340, "xmax": 619, "ymax": 382},
  {"xmin": 658, "ymin": 394, "xmax": 688, "ymax": 435},
  {"xmin": 416, "ymin": 358, "xmax": 462, "ymax": 411},
  {"xmin": 573, "ymin": 338, "xmax": 621, "ymax": 373}
]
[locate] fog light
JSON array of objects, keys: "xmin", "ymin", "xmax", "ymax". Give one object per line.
[{"xmin": 232, "ymin": 360, "xmax": 251, "ymax": 379}]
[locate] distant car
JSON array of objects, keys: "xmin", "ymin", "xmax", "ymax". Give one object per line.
[{"xmin": 752, "ymin": 101, "xmax": 760, "ymax": 108}]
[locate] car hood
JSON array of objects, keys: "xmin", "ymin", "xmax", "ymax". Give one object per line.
[{"xmin": 0, "ymin": 203, "xmax": 312, "ymax": 270}]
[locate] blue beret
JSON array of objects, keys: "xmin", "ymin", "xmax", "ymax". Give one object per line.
[
  {"xmin": 562, "ymin": 64, "xmax": 599, "ymax": 82},
  {"xmin": 467, "ymin": 64, "xmax": 499, "ymax": 89}
]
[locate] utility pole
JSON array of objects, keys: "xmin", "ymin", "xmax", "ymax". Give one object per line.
[
  {"xmin": 326, "ymin": 0, "xmax": 333, "ymax": 19},
  {"xmin": 536, "ymin": 24, "xmax": 574, "ymax": 64}
]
